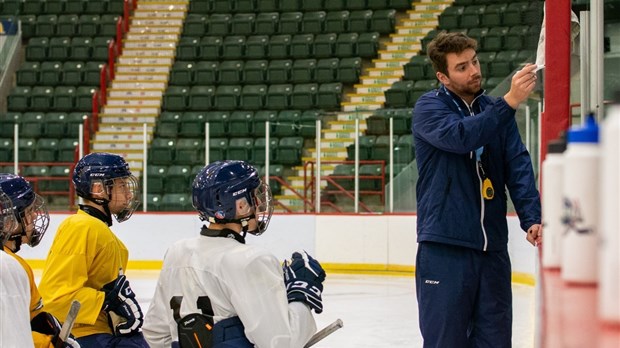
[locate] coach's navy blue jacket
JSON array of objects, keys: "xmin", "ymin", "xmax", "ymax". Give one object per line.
[{"xmin": 412, "ymin": 85, "xmax": 541, "ymax": 251}]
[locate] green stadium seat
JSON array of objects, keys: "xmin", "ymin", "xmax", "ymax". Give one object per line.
[
  {"xmin": 84, "ymin": 0, "xmax": 106, "ymax": 13},
  {"xmin": 22, "ymin": 0, "xmax": 44, "ymax": 14},
  {"xmin": 163, "ymin": 86, "xmax": 189, "ymax": 111},
  {"xmin": 7, "ymin": 87, "xmax": 32, "ymax": 111},
  {"xmin": 359, "ymin": 163, "xmax": 384, "ymax": 191},
  {"xmin": 391, "ymin": 108, "xmax": 412, "ymax": 135},
  {"xmin": 176, "ymin": 138, "xmax": 205, "ymax": 165},
  {"xmin": 0, "ymin": 138, "xmax": 13, "ymax": 162},
  {"xmin": 257, "ymin": 0, "xmax": 279, "ymax": 12},
  {"xmin": 45, "ymin": 165, "xmax": 71, "ymax": 191},
  {"xmin": 183, "ymin": 14, "xmax": 207, "ymax": 36},
  {"xmin": 252, "ymin": 137, "xmax": 278, "ymax": 165},
  {"xmin": 291, "ymin": 84, "xmax": 318, "ymax": 110},
  {"xmin": 36, "ymin": 14, "xmax": 58, "ymax": 36},
  {"xmin": 438, "ymin": 6, "xmax": 463, "ymax": 30},
  {"xmin": 164, "ymin": 165, "xmax": 193, "ymax": 193},
  {"xmin": 460, "ymin": 5, "xmax": 485, "ymax": 29},
  {"xmin": 290, "ymin": 34, "xmax": 314, "ymax": 58},
  {"xmin": 92, "ymin": 36, "xmax": 114, "ymax": 61},
  {"xmin": 2, "ymin": 0, "xmax": 23, "ymax": 14},
  {"xmin": 525, "ymin": 25, "xmax": 541, "ymax": 50},
  {"xmin": 190, "ymin": 0, "xmax": 211, "ymax": 13},
  {"xmin": 403, "ymin": 54, "xmax": 428, "ymax": 81},
  {"xmin": 199, "ymin": 36, "xmax": 223, "ymax": 60},
  {"xmin": 241, "ymin": 84, "xmax": 267, "ymax": 110},
  {"xmin": 504, "ymin": 25, "xmax": 529, "ymax": 51},
  {"xmin": 274, "ymin": 109, "xmax": 301, "ymax": 136},
  {"xmin": 19, "ymin": 112, "xmax": 45, "ymax": 138},
  {"xmin": 75, "ymin": 86, "xmax": 95, "ymax": 111},
  {"xmin": 327, "ymin": 164, "xmax": 354, "ymax": 190},
  {"xmin": 253, "ymin": 110, "xmax": 278, "ymax": 137},
  {"xmin": 108, "ymin": 0, "xmax": 127, "ymax": 13},
  {"xmin": 357, "ymin": 32, "xmax": 379, "ymax": 58},
  {"xmin": 255, "ymin": 12, "xmax": 279, "ymax": 35},
  {"xmin": 389, "ymin": 0, "xmax": 410, "ymax": 9},
  {"xmin": 218, "ymin": 60, "xmax": 244, "ymax": 85},
  {"xmin": 18, "ymin": 15, "xmax": 36, "ymax": 39},
  {"xmin": 313, "ymin": 33, "xmax": 336, "ymax": 58},
  {"xmin": 317, "ymin": 83, "xmax": 342, "ymax": 110},
  {"xmin": 335, "ymin": 32, "xmax": 358, "ymax": 57},
  {"xmin": 370, "ymin": 9, "xmax": 395, "ymax": 34},
  {"xmin": 146, "ymin": 165, "xmax": 168, "ymax": 193},
  {"xmin": 266, "ymin": 84, "xmax": 292, "ymax": 110},
  {"xmin": 150, "ymin": 138, "xmax": 176, "ymax": 165},
  {"xmin": 259, "ymin": 164, "xmax": 284, "ymax": 195},
  {"xmin": 279, "ymin": 12, "xmax": 302, "ymax": 34},
  {"xmin": 275, "ymin": 136, "xmax": 303, "ymax": 165},
  {"xmin": 231, "ymin": 13, "xmax": 255, "ymax": 35},
  {"xmin": 160, "ymin": 193, "xmax": 192, "ymax": 211},
  {"xmin": 53, "ymin": 86, "xmax": 77, "ymax": 111},
  {"xmin": 16, "ymin": 61, "xmax": 40, "ymax": 86},
  {"xmin": 523, "ymin": 1, "xmax": 543, "ymax": 26},
  {"xmin": 370, "ymin": 135, "xmax": 398, "ymax": 161},
  {"xmin": 325, "ymin": 0, "xmax": 345, "ymax": 10},
  {"xmin": 62, "ymin": 61, "xmax": 85, "ymax": 86},
  {"xmin": 208, "ymin": 138, "xmax": 228, "ymax": 162},
  {"xmin": 84, "ymin": 61, "xmax": 105, "ymax": 86},
  {"xmin": 243, "ymin": 60, "xmax": 268, "ymax": 84},
  {"xmin": 267, "ymin": 59, "xmax": 292, "ymax": 84},
  {"xmin": 502, "ymin": 2, "xmax": 529, "ymax": 26},
  {"xmin": 145, "ymin": 194, "xmax": 162, "ymax": 211},
  {"xmin": 99, "ymin": 14, "xmax": 120, "ymax": 37},
  {"xmin": 45, "ymin": 112, "xmax": 68, "ymax": 138},
  {"xmin": 482, "ymin": 26, "xmax": 509, "ymax": 52},
  {"xmin": 279, "ymin": 0, "xmax": 301, "ymax": 12},
  {"xmin": 156, "ymin": 112, "xmax": 182, "ymax": 138},
  {"xmin": 246, "ymin": 35, "xmax": 269, "ymax": 59},
  {"xmin": 228, "ymin": 110, "xmax": 254, "ymax": 136},
  {"xmin": 35, "ymin": 138, "xmax": 59, "ymax": 162},
  {"xmin": 177, "ymin": 37, "xmax": 201, "ymax": 60},
  {"xmin": 222, "ymin": 35, "xmax": 246, "ymax": 59},
  {"xmin": 299, "ymin": 110, "xmax": 320, "ymax": 138},
  {"xmin": 56, "ymin": 14, "xmax": 78, "ymax": 36},
  {"xmin": 291, "ymin": 59, "xmax": 316, "ymax": 83},
  {"xmin": 30, "ymin": 86, "xmax": 53, "ymax": 111},
  {"xmin": 481, "ymin": 4, "xmax": 506, "ymax": 27},
  {"xmin": 78, "ymin": 14, "xmax": 100, "ymax": 36},
  {"xmin": 48, "ymin": 37, "xmax": 71, "ymax": 61},
  {"xmin": 189, "ymin": 86, "xmax": 215, "ymax": 110},
  {"xmin": 65, "ymin": 0, "xmax": 85, "ymax": 13},
  {"xmin": 484, "ymin": 76, "xmax": 504, "ymax": 91},
  {"xmin": 57, "ymin": 138, "xmax": 78, "ymax": 162},
  {"xmin": 214, "ymin": 85, "xmax": 241, "ymax": 110},
  {"xmin": 385, "ymin": 80, "xmax": 414, "ymax": 108},
  {"xmin": 39, "ymin": 61, "xmax": 62, "ymax": 86},
  {"xmin": 395, "ymin": 134, "xmax": 414, "ymax": 164},
  {"xmin": 236, "ymin": 0, "xmax": 257, "ymax": 12},
  {"xmin": 467, "ymin": 27, "xmax": 489, "ymax": 46},
  {"xmin": 268, "ymin": 34, "xmax": 291, "ymax": 59},
  {"xmin": 302, "ymin": 11, "xmax": 325, "ymax": 34},
  {"xmin": 212, "ymin": 0, "xmax": 232, "ymax": 12},
  {"xmin": 477, "ymin": 51, "xmax": 496, "ymax": 77},
  {"xmin": 349, "ymin": 10, "xmax": 372, "ymax": 33},
  {"xmin": 180, "ymin": 112, "xmax": 207, "ymax": 138},
  {"xmin": 347, "ymin": 0, "xmax": 367, "ymax": 10},
  {"xmin": 347, "ymin": 134, "xmax": 376, "ymax": 160},
  {"xmin": 325, "ymin": 10, "xmax": 349, "ymax": 33},
  {"xmin": 206, "ymin": 111, "xmax": 230, "ymax": 137},
  {"xmin": 22, "ymin": 165, "xmax": 50, "ymax": 181},
  {"xmin": 195, "ymin": 61, "xmax": 219, "ymax": 85},
  {"xmin": 227, "ymin": 138, "xmax": 254, "ymax": 162},
  {"xmin": 489, "ymin": 50, "xmax": 519, "ymax": 77},
  {"xmin": 18, "ymin": 138, "xmax": 37, "ymax": 162},
  {"xmin": 411, "ymin": 79, "xmax": 438, "ymax": 103},
  {"xmin": 208, "ymin": 13, "xmax": 231, "ymax": 36},
  {"xmin": 66, "ymin": 112, "xmax": 87, "ymax": 138},
  {"xmin": 315, "ymin": 58, "xmax": 338, "ymax": 83},
  {"xmin": 170, "ymin": 61, "xmax": 195, "ymax": 86},
  {"xmin": 70, "ymin": 37, "xmax": 93, "ymax": 61}
]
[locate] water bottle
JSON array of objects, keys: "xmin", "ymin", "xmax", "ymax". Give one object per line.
[
  {"xmin": 541, "ymin": 136, "xmax": 566, "ymax": 269},
  {"xmin": 561, "ymin": 115, "xmax": 599, "ymax": 284},
  {"xmin": 599, "ymin": 103, "xmax": 620, "ymax": 323}
]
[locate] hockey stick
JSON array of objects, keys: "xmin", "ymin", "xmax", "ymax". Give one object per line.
[
  {"xmin": 56, "ymin": 300, "xmax": 81, "ymax": 348},
  {"xmin": 304, "ymin": 319, "xmax": 343, "ymax": 348}
]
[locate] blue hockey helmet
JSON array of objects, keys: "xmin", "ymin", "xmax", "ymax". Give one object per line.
[
  {"xmin": 0, "ymin": 189, "xmax": 18, "ymax": 244},
  {"xmin": 192, "ymin": 161, "xmax": 273, "ymax": 235},
  {"xmin": 0, "ymin": 174, "xmax": 49, "ymax": 248},
  {"xmin": 73, "ymin": 152, "xmax": 140, "ymax": 222}
]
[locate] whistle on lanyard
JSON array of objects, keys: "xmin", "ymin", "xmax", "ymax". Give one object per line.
[{"xmin": 477, "ymin": 161, "xmax": 495, "ymax": 200}]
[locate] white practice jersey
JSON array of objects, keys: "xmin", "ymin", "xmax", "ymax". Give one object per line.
[
  {"xmin": 143, "ymin": 233, "xmax": 317, "ymax": 348},
  {"xmin": 1, "ymin": 251, "xmax": 35, "ymax": 347}
]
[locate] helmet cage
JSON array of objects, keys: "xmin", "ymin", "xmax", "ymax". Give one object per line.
[
  {"xmin": 20, "ymin": 193, "xmax": 50, "ymax": 247},
  {"xmin": 0, "ymin": 191, "xmax": 18, "ymax": 244},
  {"xmin": 88, "ymin": 175, "xmax": 140, "ymax": 223}
]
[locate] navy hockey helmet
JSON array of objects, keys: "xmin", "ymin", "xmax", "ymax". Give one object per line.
[
  {"xmin": 73, "ymin": 152, "xmax": 140, "ymax": 222},
  {"xmin": 192, "ymin": 161, "xmax": 273, "ymax": 235},
  {"xmin": 0, "ymin": 174, "xmax": 49, "ymax": 248},
  {"xmin": 0, "ymin": 189, "xmax": 18, "ymax": 244}
]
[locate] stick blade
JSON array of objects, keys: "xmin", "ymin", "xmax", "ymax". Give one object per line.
[{"xmin": 58, "ymin": 300, "xmax": 81, "ymax": 345}]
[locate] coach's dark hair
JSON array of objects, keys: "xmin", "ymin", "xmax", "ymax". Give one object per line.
[{"xmin": 427, "ymin": 32, "xmax": 478, "ymax": 77}]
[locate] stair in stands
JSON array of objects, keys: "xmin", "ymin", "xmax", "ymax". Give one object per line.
[
  {"xmin": 282, "ymin": 0, "xmax": 450, "ymax": 211},
  {"xmin": 93, "ymin": 0, "xmax": 189, "ymax": 176}
]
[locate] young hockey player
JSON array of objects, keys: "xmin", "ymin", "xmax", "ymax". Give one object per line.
[
  {"xmin": 38, "ymin": 152, "xmax": 148, "ymax": 347},
  {"xmin": 0, "ymin": 174, "xmax": 80, "ymax": 347},
  {"xmin": 143, "ymin": 160, "xmax": 326, "ymax": 348},
  {"xmin": 0, "ymin": 188, "xmax": 34, "ymax": 347}
]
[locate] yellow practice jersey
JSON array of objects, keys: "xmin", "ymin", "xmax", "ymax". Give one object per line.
[
  {"xmin": 38, "ymin": 210, "xmax": 129, "ymax": 338},
  {"xmin": 3, "ymin": 246, "xmax": 57, "ymax": 348}
]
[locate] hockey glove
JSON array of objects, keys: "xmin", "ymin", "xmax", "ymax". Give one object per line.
[
  {"xmin": 102, "ymin": 275, "xmax": 144, "ymax": 336},
  {"xmin": 31, "ymin": 311, "xmax": 81, "ymax": 348},
  {"xmin": 283, "ymin": 251, "xmax": 326, "ymax": 314}
]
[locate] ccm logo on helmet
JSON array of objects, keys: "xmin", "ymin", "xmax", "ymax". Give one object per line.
[{"xmin": 232, "ymin": 188, "xmax": 247, "ymax": 196}]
